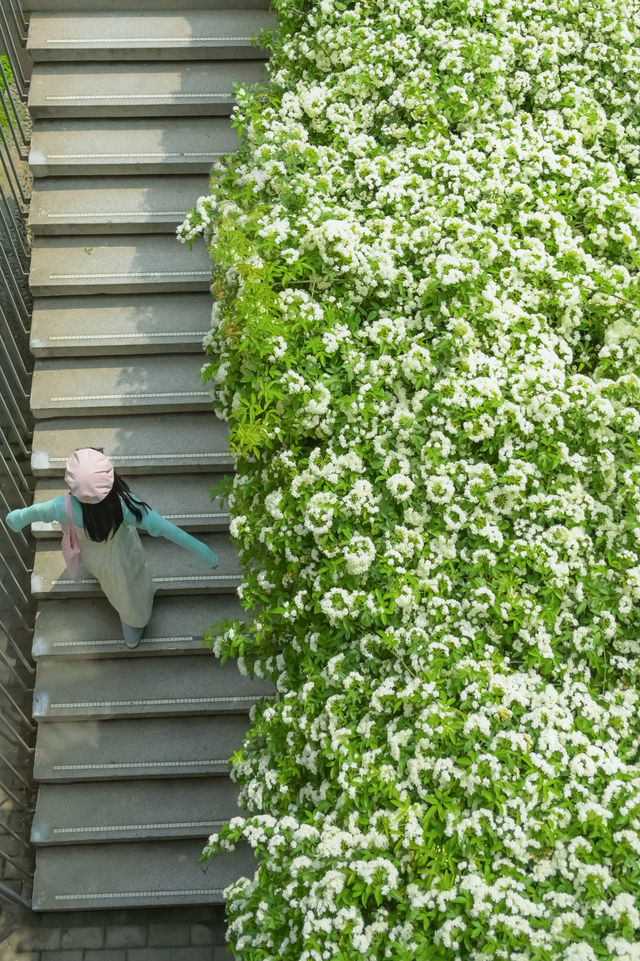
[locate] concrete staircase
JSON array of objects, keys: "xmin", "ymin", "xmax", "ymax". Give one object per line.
[{"xmin": 24, "ymin": 0, "xmax": 274, "ymax": 911}]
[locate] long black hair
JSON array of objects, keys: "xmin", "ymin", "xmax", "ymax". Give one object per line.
[{"xmin": 80, "ymin": 472, "xmax": 151, "ymax": 543}]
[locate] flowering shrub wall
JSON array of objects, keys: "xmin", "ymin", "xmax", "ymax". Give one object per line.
[{"xmin": 179, "ymin": 0, "xmax": 640, "ymax": 958}]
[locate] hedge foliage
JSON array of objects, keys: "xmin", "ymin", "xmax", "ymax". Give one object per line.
[{"xmin": 179, "ymin": 0, "xmax": 640, "ymax": 957}]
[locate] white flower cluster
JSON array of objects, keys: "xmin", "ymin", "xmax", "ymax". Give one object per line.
[{"xmin": 182, "ymin": 0, "xmax": 640, "ymax": 957}]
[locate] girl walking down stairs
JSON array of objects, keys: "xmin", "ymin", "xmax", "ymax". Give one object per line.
[{"xmin": 7, "ymin": 447, "xmax": 220, "ymax": 647}]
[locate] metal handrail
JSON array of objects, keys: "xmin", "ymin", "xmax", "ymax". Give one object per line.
[
  {"xmin": 0, "ymin": 0, "xmax": 35, "ymax": 911},
  {"xmin": 0, "ymin": 816, "xmax": 31, "ymax": 851},
  {"xmin": 0, "ymin": 880, "xmax": 31, "ymax": 911},
  {"xmin": 0, "ymin": 616, "xmax": 35, "ymax": 671},
  {"xmin": 0, "ymin": 646, "xmax": 32, "ymax": 691}
]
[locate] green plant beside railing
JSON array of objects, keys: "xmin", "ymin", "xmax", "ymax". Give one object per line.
[{"xmin": 0, "ymin": 55, "xmax": 20, "ymax": 138}]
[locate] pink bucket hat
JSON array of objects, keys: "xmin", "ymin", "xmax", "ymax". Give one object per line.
[{"xmin": 64, "ymin": 448, "xmax": 115, "ymax": 504}]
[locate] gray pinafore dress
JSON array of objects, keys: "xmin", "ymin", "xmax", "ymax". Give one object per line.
[{"xmin": 74, "ymin": 517, "xmax": 155, "ymax": 628}]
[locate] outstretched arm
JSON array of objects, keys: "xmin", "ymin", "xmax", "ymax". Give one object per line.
[
  {"xmin": 134, "ymin": 506, "xmax": 219, "ymax": 568},
  {"xmin": 5, "ymin": 497, "xmax": 67, "ymax": 531}
]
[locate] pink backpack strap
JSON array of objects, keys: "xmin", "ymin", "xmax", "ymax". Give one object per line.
[{"xmin": 61, "ymin": 493, "xmax": 82, "ymax": 578}]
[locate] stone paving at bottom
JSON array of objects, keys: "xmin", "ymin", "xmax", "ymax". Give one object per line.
[{"xmin": 0, "ymin": 904, "xmax": 233, "ymax": 961}]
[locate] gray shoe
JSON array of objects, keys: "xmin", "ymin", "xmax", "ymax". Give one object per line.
[{"xmin": 121, "ymin": 621, "xmax": 146, "ymax": 648}]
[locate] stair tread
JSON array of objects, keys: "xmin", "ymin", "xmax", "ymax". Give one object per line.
[
  {"xmin": 30, "ymin": 116, "xmax": 240, "ymax": 176},
  {"xmin": 32, "ymin": 412, "xmax": 234, "ymax": 476},
  {"xmin": 34, "ymin": 714, "xmax": 252, "ymax": 781},
  {"xmin": 31, "ymin": 353, "xmax": 211, "ymax": 418},
  {"xmin": 32, "ymin": 839, "xmax": 255, "ymax": 910},
  {"xmin": 29, "ymin": 174, "xmax": 208, "ymax": 234},
  {"xmin": 30, "ymin": 234, "xmax": 212, "ymax": 296},
  {"xmin": 32, "ymin": 777, "xmax": 241, "ymax": 845},
  {"xmin": 31, "ymin": 293, "xmax": 211, "ymax": 356},
  {"xmin": 28, "ymin": 60, "xmax": 267, "ymax": 117},
  {"xmin": 33, "ymin": 594, "xmax": 247, "ymax": 659},
  {"xmin": 32, "ymin": 531, "xmax": 240, "ymax": 598},
  {"xmin": 32, "ymin": 473, "xmax": 231, "ymax": 537},
  {"xmin": 34, "ymin": 652, "xmax": 273, "ymax": 721},
  {"xmin": 28, "ymin": 10, "xmax": 274, "ymax": 60}
]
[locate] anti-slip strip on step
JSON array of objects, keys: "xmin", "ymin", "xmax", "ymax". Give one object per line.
[
  {"xmin": 50, "ymin": 391, "xmax": 208, "ymax": 401},
  {"xmin": 46, "ymin": 211, "xmax": 186, "ymax": 218},
  {"xmin": 48, "ymin": 695, "xmax": 264, "ymax": 708},
  {"xmin": 165, "ymin": 512, "xmax": 229, "ymax": 519},
  {"xmin": 47, "ymin": 271, "xmax": 210, "ymax": 280},
  {"xmin": 40, "ymin": 512, "xmax": 229, "ymax": 521},
  {"xmin": 46, "ymin": 93, "xmax": 233, "ymax": 101},
  {"xmin": 45, "ymin": 153, "xmax": 220, "ymax": 161},
  {"xmin": 41, "ymin": 574, "xmax": 239, "ymax": 585},
  {"xmin": 55, "ymin": 889, "xmax": 225, "ymax": 902},
  {"xmin": 49, "ymin": 635, "xmax": 196, "ymax": 648},
  {"xmin": 53, "ymin": 759, "xmax": 228, "ymax": 771},
  {"xmin": 158, "ymin": 574, "xmax": 238, "ymax": 582},
  {"xmin": 34, "ymin": 512, "xmax": 226, "ymax": 526},
  {"xmin": 45, "ymin": 152, "xmax": 220, "ymax": 159},
  {"xmin": 47, "ymin": 333, "xmax": 205, "ymax": 341},
  {"xmin": 46, "ymin": 453, "xmax": 233, "ymax": 463},
  {"xmin": 47, "ymin": 36, "xmax": 254, "ymax": 43},
  {"xmin": 53, "ymin": 819, "xmax": 226, "ymax": 834}
]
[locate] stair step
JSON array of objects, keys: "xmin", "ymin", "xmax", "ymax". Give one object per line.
[
  {"xmin": 32, "ymin": 474, "xmax": 231, "ymax": 538},
  {"xmin": 31, "ymin": 293, "xmax": 211, "ymax": 357},
  {"xmin": 31, "ymin": 532, "xmax": 239, "ymax": 599},
  {"xmin": 31, "ymin": 354, "xmax": 210, "ymax": 419},
  {"xmin": 30, "ymin": 234, "xmax": 211, "ymax": 296},
  {"xmin": 32, "ymin": 777, "xmax": 241, "ymax": 844},
  {"xmin": 28, "ymin": 11, "xmax": 274, "ymax": 61},
  {"xmin": 29, "ymin": 60, "xmax": 267, "ymax": 118},
  {"xmin": 33, "ymin": 839, "xmax": 255, "ymax": 910},
  {"xmin": 30, "ymin": 116, "xmax": 240, "ymax": 178},
  {"xmin": 24, "ymin": 0, "xmax": 270, "ymax": 11},
  {"xmin": 29, "ymin": 174, "xmax": 208, "ymax": 235},
  {"xmin": 34, "ymin": 714, "xmax": 251, "ymax": 781},
  {"xmin": 34, "ymin": 653, "xmax": 273, "ymax": 721},
  {"xmin": 33, "ymin": 594, "xmax": 247, "ymax": 659},
  {"xmin": 32, "ymin": 412, "xmax": 234, "ymax": 476}
]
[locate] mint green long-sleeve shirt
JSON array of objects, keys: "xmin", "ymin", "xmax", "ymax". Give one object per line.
[{"xmin": 6, "ymin": 496, "xmax": 218, "ymax": 569}]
